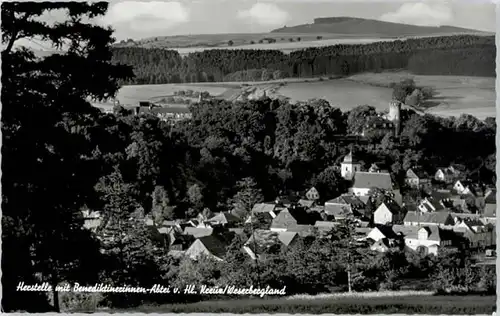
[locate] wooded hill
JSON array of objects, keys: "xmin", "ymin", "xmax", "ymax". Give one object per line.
[
  {"xmin": 111, "ymin": 35, "xmax": 495, "ymax": 85},
  {"xmin": 271, "ymin": 17, "xmax": 489, "ymax": 37}
]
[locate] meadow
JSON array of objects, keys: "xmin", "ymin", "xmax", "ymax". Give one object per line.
[
  {"xmin": 93, "ymin": 72, "xmax": 495, "ymax": 120},
  {"xmin": 347, "ymin": 72, "xmax": 496, "ymax": 119},
  {"xmin": 105, "ymin": 294, "xmax": 496, "ymax": 314},
  {"xmin": 171, "ymin": 37, "xmax": 396, "ymax": 56}
]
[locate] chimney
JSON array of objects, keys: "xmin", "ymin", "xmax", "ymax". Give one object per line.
[{"xmin": 135, "ymin": 106, "xmax": 140, "ymax": 115}]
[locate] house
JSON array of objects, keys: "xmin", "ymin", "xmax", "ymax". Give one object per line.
[
  {"xmin": 183, "ymin": 227, "xmax": 214, "ymax": 238},
  {"xmin": 403, "ymin": 211, "xmax": 455, "ymax": 227},
  {"xmin": 270, "ymin": 208, "xmax": 320, "ymax": 232},
  {"xmin": 207, "ymin": 212, "xmax": 241, "ymax": 226},
  {"xmin": 434, "ymin": 166, "xmax": 462, "ymax": 184},
  {"xmin": 373, "ymin": 201, "xmax": 403, "ymax": 225},
  {"xmin": 243, "ymin": 230, "xmax": 298, "ymax": 260},
  {"xmin": 185, "ymin": 235, "xmax": 228, "ymax": 261},
  {"xmin": 364, "ymin": 225, "xmax": 399, "ymax": 242},
  {"xmin": 351, "ymin": 172, "xmax": 393, "ymax": 196},
  {"xmin": 453, "ymin": 180, "xmax": 472, "ymax": 195},
  {"xmin": 305, "ymin": 187, "xmax": 320, "ymax": 201},
  {"xmin": 298, "ymin": 199, "xmax": 315, "ymax": 209},
  {"xmin": 251, "ymin": 203, "xmax": 278, "ymax": 218},
  {"xmin": 482, "ymin": 189, "xmax": 496, "ymax": 218},
  {"xmin": 370, "ymin": 238, "xmax": 400, "ymax": 253},
  {"xmin": 168, "ymin": 234, "xmax": 195, "ymax": 251},
  {"xmin": 451, "ymin": 218, "xmax": 494, "ymax": 249},
  {"xmin": 418, "ymin": 197, "xmax": 446, "ymax": 213},
  {"xmin": 81, "ymin": 210, "xmax": 101, "ymax": 231},
  {"xmin": 340, "ymin": 151, "xmax": 362, "ymax": 180},
  {"xmin": 405, "ymin": 168, "xmax": 430, "ymax": 188},
  {"xmin": 324, "ymin": 202, "xmax": 353, "ymax": 220},
  {"xmin": 403, "ymin": 226, "xmax": 456, "ymax": 256}
]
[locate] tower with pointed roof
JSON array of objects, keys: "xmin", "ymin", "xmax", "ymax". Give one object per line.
[{"xmin": 341, "ymin": 151, "xmax": 361, "ymax": 180}]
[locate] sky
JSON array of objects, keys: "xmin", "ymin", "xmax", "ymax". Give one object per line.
[
  {"xmin": 14, "ymin": 0, "xmax": 496, "ymax": 46},
  {"xmin": 101, "ymin": 0, "xmax": 496, "ymax": 40}
]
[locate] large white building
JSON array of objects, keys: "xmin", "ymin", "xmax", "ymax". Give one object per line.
[{"xmin": 341, "ymin": 151, "xmax": 361, "ymax": 180}]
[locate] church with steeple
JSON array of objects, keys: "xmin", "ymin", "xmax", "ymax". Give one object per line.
[{"xmin": 341, "ymin": 151, "xmax": 361, "ymax": 181}]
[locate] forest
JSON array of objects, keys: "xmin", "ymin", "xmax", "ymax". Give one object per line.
[{"xmin": 111, "ymin": 35, "xmax": 495, "ymax": 84}]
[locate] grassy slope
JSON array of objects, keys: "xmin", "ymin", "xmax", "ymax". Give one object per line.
[
  {"xmin": 271, "ymin": 17, "xmax": 488, "ymax": 37},
  {"xmin": 113, "ymin": 17, "xmax": 490, "ymax": 49},
  {"xmin": 109, "ymin": 295, "xmax": 496, "ymax": 314}
]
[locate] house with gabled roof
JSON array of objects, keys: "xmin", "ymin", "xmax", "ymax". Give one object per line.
[
  {"xmin": 405, "ymin": 167, "xmax": 430, "ymax": 188},
  {"xmin": 418, "ymin": 197, "xmax": 446, "ymax": 213},
  {"xmin": 403, "ymin": 226, "xmax": 456, "ymax": 256},
  {"xmin": 207, "ymin": 212, "xmax": 241, "ymax": 226},
  {"xmin": 243, "ymin": 230, "xmax": 298, "ymax": 260},
  {"xmin": 482, "ymin": 189, "xmax": 496, "ymax": 218},
  {"xmin": 351, "ymin": 172, "xmax": 393, "ymax": 196},
  {"xmin": 298, "ymin": 199, "xmax": 315, "ymax": 209},
  {"xmin": 324, "ymin": 194, "xmax": 365, "ymax": 219},
  {"xmin": 270, "ymin": 208, "xmax": 320, "ymax": 232},
  {"xmin": 453, "ymin": 180, "xmax": 473, "ymax": 195},
  {"xmin": 305, "ymin": 187, "xmax": 320, "ymax": 201},
  {"xmin": 451, "ymin": 217, "xmax": 493, "ymax": 249},
  {"xmin": 435, "ymin": 166, "xmax": 463, "ymax": 184},
  {"xmin": 374, "ymin": 201, "xmax": 403, "ymax": 225},
  {"xmin": 403, "ymin": 211, "xmax": 454, "ymax": 227},
  {"xmin": 251, "ymin": 203, "xmax": 278, "ymax": 218},
  {"xmin": 183, "ymin": 227, "xmax": 214, "ymax": 238},
  {"xmin": 341, "ymin": 151, "xmax": 362, "ymax": 180},
  {"xmin": 185, "ymin": 235, "xmax": 228, "ymax": 261},
  {"xmin": 363, "ymin": 225, "xmax": 399, "ymax": 242}
]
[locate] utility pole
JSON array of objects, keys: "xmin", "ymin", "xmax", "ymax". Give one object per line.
[
  {"xmin": 347, "ymin": 240, "xmax": 352, "ymax": 293},
  {"xmin": 250, "ymin": 210, "xmax": 261, "ymax": 287}
]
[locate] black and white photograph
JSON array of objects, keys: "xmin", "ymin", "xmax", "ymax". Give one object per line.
[{"xmin": 1, "ymin": 0, "xmax": 497, "ymax": 314}]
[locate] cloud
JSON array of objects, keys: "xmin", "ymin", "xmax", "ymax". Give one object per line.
[
  {"xmin": 237, "ymin": 3, "xmax": 290, "ymax": 26},
  {"xmin": 380, "ymin": 1, "xmax": 454, "ymax": 27},
  {"xmin": 105, "ymin": 1, "xmax": 190, "ymax": 32}
]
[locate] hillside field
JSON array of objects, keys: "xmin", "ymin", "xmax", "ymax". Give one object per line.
[
  {"xmin": 95, "ymin": 73, "xmax": 495, "ymax": 119},
  {"xmin": 346, "ymin": 72, "xmax": 496, "ymax": 119}
]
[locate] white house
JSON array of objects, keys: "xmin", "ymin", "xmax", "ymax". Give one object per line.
[
  {"xmin": 405, "ymin": 168, "xmax": 430, "ymax": 188},
  {"xmin": 373, "ymin": 201, "xmax": 402, "ymax": 225},
  {"xmin": 351, "ymin": 172, "xmax": 393, "ymax": 196},
  {"xmin": 453, "ymin": 180, "xmax": 472, "ymax": 195},
  {"xmin": 418, "ymin": 197, "xmax": 446, "ymax": 213},
  {"xmin": 305, "ymin": 187, "xmax": 320, "ymax": 201},
  {"xmin": 341, "ymin": 151, "xmax": 362, "ymax": 180},
  {"xmin": 434, "ymin": 166, "xmax": 461, "ymax": 184},
  {"xmin": 403, "ymin": 226, "xmax": 454, "ymax": 256}
]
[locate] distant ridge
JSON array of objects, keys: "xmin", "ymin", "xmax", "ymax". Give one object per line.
[{"xmin": 271, "ymin": 17, "xmax": 489, "ymax": 37}]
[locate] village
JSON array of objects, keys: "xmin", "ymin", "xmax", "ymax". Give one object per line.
[{"xmin": 82, "ymin": 148, "xmax": 497, "ymax": 265}]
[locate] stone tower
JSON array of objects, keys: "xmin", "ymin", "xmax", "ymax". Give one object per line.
[
  {"xmin": 341, "ymin": 151, "xmax": 361, "ymax": 181},
  {"xmin": 387, "ymin": 100, "xmax": 401, "ymax": 136}
]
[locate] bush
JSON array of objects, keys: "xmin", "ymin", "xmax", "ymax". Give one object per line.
[{"xmin": 59, "ymin": 292, "xmax": 103, "ymax": 312}]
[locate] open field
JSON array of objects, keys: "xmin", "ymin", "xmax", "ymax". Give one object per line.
[
  {"xmin": 171, "ymin": 38, "xmax": 396, "ymax": 56},
  {"xmin": 105, "ymin": 294, "xmax": 496, "ymax": 314},
  {"xmin": 347, "ymin": 72, "xmax": 496, "ymax": 119},
  {"xmin": 93, "ymin": 72, "xmax": 495, "ymax": 120},
  {"xmin": 117, "ymin": 33, "xmax": 399, "ymax": 50}
]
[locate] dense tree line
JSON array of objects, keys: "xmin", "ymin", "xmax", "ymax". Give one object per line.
[{"xmin": 111, "ymin": 35, "xmax": 495, "ymax": 84}]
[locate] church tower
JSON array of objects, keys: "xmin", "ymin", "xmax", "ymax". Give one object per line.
[
  {"xmin": 341, "ymin": 151, "xmax": 361, "ymax": 181},
  {"xmin": 387, "ymin": 100, "xmax": 401, "ymax": 137}
]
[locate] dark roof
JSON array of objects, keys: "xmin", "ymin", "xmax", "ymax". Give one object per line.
[
  {"xmin": 198, "ymin": 235, "xmax": 228, "ymax": 259},
  {"xmin": 244, "ymin": 230, "xmax": 297, "ymax": 254},
  {"xmin": 327, "ymin": 194, "xmax": 366, "ymax": 209},
  {"xmin": 324, "ymin": 203, "xmax": 352, "ymax": 218},
  {"xmin": 374, "ymin": 225, "xmax": 399, "ymax": 239},
  {"xmin": 208, "ymin": 212, "xmax": 241, "ymax": 224},
  {"xmin": 404, "ymin": 211, "xmax": 452, "ymax": 224},
  {"xmin": 407, "ymin": 168, "xmax": 428, "ymax": 179},
  {"xmin": 352, "ymin": 172, "xmax": 392, "ymax": 190},
  {"xmin": 484, "ymin": 189, "xmax": 496, "ymax": 204},
  {"xmin": 377, "ymin": 201, "xmax": 401, "ymax": 214}
]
